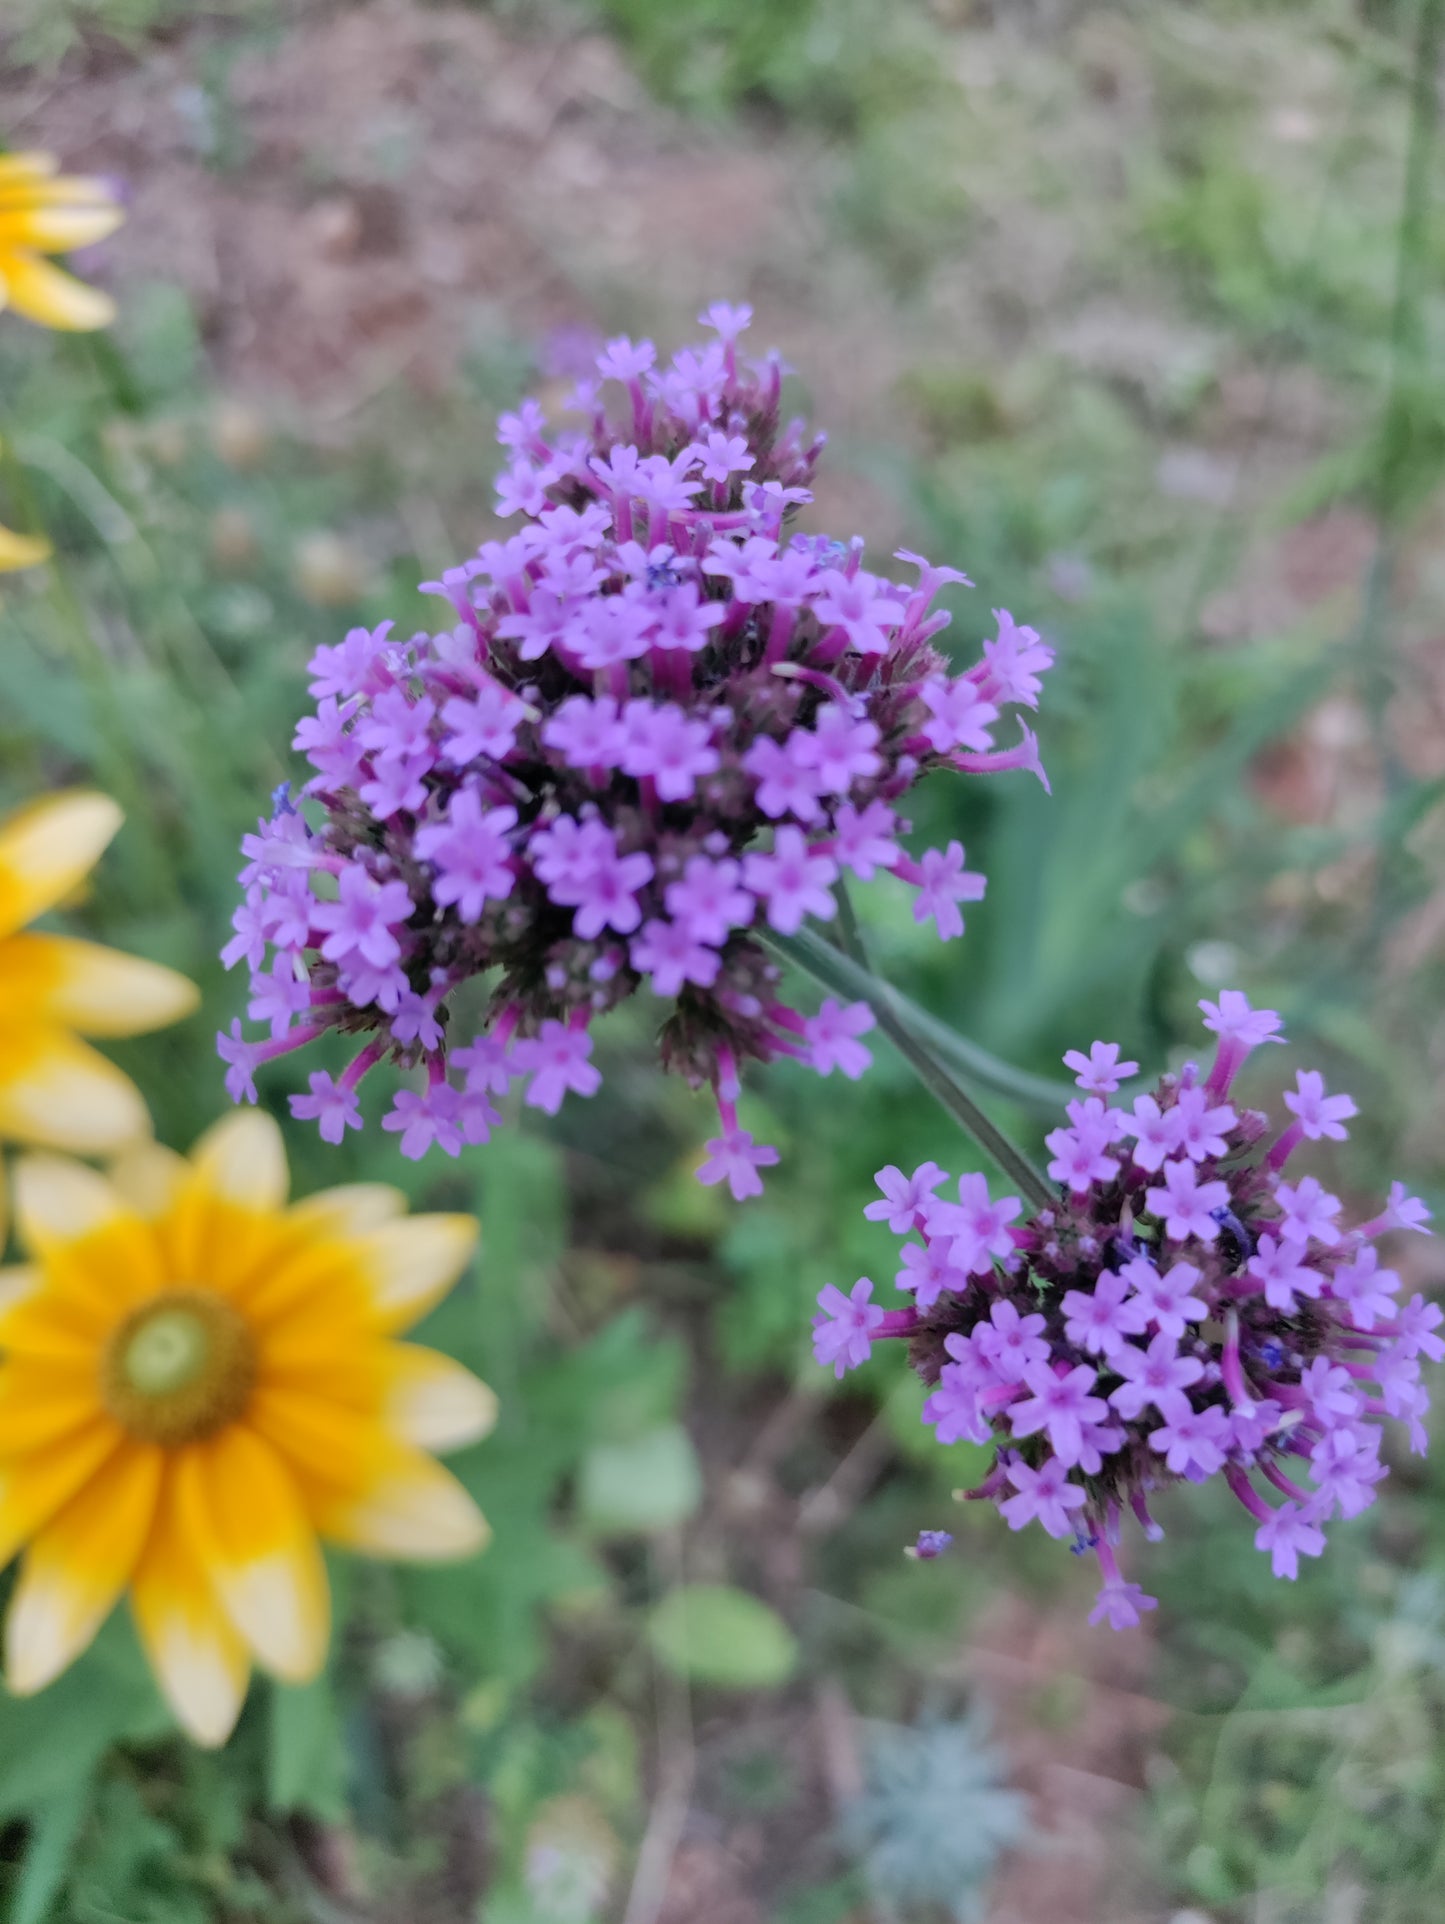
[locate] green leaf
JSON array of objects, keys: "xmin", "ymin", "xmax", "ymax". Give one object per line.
[
  {"xmin": 266, "ymin": 1671, "xmax": 348, "ymax": 1820},
  {"xmin": 11, "ymin": 1777, "xmax": 90, "ymax": 1924},
  {"xmin": 647, "ymin": 1585, "xmax": 798, "ymax": 1691},
  {"xmin": 577, "ymin": 1424, "xmax": 703, "ymax": 1537}
]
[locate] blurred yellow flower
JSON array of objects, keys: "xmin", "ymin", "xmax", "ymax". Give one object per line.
[
  {"xmin": 0, "ymin": 522, "xmax": 50, "ymax": 573},
  {"xmin": 0, "ymin": 152, "xmax": 124, "ymax": 332},
  {"xmin": 0, "ymin": 1110, "xmax": 494, "ymax": 1744},
  {"xmin": 0, "ymin": 792, "xmax": 198, "ymax": 1155}
]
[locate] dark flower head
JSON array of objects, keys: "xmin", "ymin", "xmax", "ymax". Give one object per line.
[
  {"xmin": 815, "ymin": 993, "xmax": 1437, "ymax": 1623},
  {"xmin": 220, "ymin": 306, "xmax": 1052, "ymax": 1187}
]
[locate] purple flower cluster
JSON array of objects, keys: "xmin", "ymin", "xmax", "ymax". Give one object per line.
[
  {"xmin": 813, "ymin": 993, "xmax": 1437, "ymax": 1625},
  {"xmin": 219, "ymin": 305, "xmax": 1052, "ymax": 1185}
]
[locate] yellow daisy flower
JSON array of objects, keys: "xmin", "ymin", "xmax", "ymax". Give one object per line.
[
  {"xmin": 0, "ymin": 151, "xmax": 125, "ymax": 332},
  {"xmin": 0, "ymin": 1110, "xmax": 494, "ymax": 1746},
  {"xmin": 0, "ymin": 791, "xmax": 198, "ymax": 1156}
]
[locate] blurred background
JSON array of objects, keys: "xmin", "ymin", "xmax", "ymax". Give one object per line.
[{"xmin": 1, "ymin": 0, "xmax": 1444, "ymax": 1918}]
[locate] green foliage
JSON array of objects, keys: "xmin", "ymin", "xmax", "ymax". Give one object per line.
[
  {"xmin": 647, "ymin": 1584, "xmax": 799, "ymax": 1690},
  {"xmin": 842, "ymin": 1709, "xmax": 1027, "ymax": 1922}
]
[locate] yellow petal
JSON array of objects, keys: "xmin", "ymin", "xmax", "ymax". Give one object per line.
[
  {"xmin": 0, "ymin": 204, "xmax": 123, "ymax": 253},
  {"xmin": 384, "ymin": 1346, "xmax": 498, "ymax": 1453},
  {"xmin": 108, "ymin": 1140, "xmax": 189, "ymax": 1220},
  {"xmin": 0, "ymin": 933, "xmax": 198, "ymax": 1037},
  {"xmin": 12, "ymin": 1153, "xmax": 126, "ymax": 1249},
  {"xmin": 0, "ymin": 250, "xmax": 115, "ymax": 331},
  {"xmin": 175, "ymin": 1427, "xmax": 329, "ymax": 1682},
  {"xmin": 0, "ymin": 523, "xmax": 50, "ymax": 573},
  {"xmin": 0, "ymin": 791, "xmax": 121, "ymax": 940},
  {"xmin": 0, "ymin": 1265, "xmax": 101, "ymax": 1363},
  {"xmin": 349, "ymin": 1216, "xmax": 480, "ymax": 1334},
  {"xmin": 0, "ymin": 1026, "xmax": 151, "ymax": 1152},
  {"xmin": 0, "ymin": 155, "xmax": 59, "ymax": 185},
  {"xmin": 317, "ymin": 1444, "xmax": 490, "ymax": 1562},
  {"xmin": 188, "ymin": 1110, "xmax": 289, "ymax": 1214},
  {"xmin": 0, "ymin": 1356, "xmax": 103, "ymax": 1456},
  {"xmin": 285, "ymin": 1183, "xmax": 408, "ymax": 1237},
  {"xmin": 0, "ymin": 1418, "xmax": 121, "ymax": 1568},
  {"xmin": 131, "ymin": 1464, "xmax": 250, "ymax": 1747},
  {"xmin": 5, "ymin": 1441, "xmax": 162, "ymax": 1693}
]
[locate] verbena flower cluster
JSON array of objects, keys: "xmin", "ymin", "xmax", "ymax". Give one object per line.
[
  {"xmin": 219, "ymin": 305, "xmax": 1051, "ymax": 1190},
  {"xmin": 814, "ymin": 993, "xmax": 1437, "ymax": 1626}
]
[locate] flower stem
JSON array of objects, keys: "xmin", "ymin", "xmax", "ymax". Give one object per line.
[{"xmin": 762, "ymin": 921, "xmax": 1055, "ymax": 1212}]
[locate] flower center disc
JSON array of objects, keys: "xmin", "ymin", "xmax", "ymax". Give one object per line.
[{"xmin": 102, "ymin": 1288, "xmax": 256, "ymax": 1447}]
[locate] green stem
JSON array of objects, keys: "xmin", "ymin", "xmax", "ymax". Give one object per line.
[{"xmin": 762, "ymin": 927, "xmax": 1056, "ymax": 1212}]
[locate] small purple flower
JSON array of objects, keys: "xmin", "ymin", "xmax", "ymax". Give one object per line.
[
  {"xmin": 1060, "ymin": 1272, "xmax": 1136, "ymax": 1358},
  {"xmin": 1145, "ymin": 1159, "xmax": 1230, "ymax": 1243},
  {"xmin": 865, "ymin": 1162, "xmax": 947, "ymax": 1233},
  {"xmin": 1063, "ymin": 1041, "xmax": 1140, "ymax": 1096},
  {"xmin": 812, "ymin": 1278, "xmax": 886, "ymax": 1378},
  {"xmin": 1009, "ymin": 1362, "xmax": 1107, "ymax": 1467},
  {"xmin": 1327, "ymin": 1246, "xmax": 1400, "ymax": 1331},
  {"xmin": 1000, "ymin": 1457, "xmax": 1088, "ymax": 1539},
  {"xmin": 630, "ymin": 918, "xmax": 723, "ymax": 997},
  {"xmin": 1244, "ymin": 1233, "xmax": 1323, "ymax": 1312},
  {"xmin": 1088, "ymin": 1580, "xmax": 1157, "ymax": 1631},
  {"xmin": 810, "ymin": 570, "xmax": 900, "ymax": 656},
  {"xmin": 415, "ymin": 793, "xmax": 518, "ymax": 923},
  {"xmin": 313, "ymin": 865, "xmax": 415, "ymax": 972},
  {"xmin": 743, "ymin": 736, "xmax": 825, "ymax": 822},
  {"xmin": 1283, "ymin": 1069, "xmax": 1357, "ymax": 1142},
  {"xmin": 789, "ymin": 707, "xmax": 882, "ymax": 793},
  {"xmin": 978, "ymin": 1299, "xmax": 1051, "ymax": 1384},
  {"xmin": 831, "ymin": 799, "xmax": 900, "ymax": 880},
  {"xmin": 216, "ymin": 1020, "xmax": 261, "ymax": 1105},
  {"xmin": 698, "ymin": 1126, "xmax": 780, "ymax": 1201},
  {"xmin": 514, "ymin": 1021, "xmax": 602, "ymax": 1114},
  {"xmin": 542, "ymin": 694, "xmax": 627, "ymax": 769},
  {"xmin": 1148, "ymin": 1404, "xmax": 1230, "ymax": 1479},
  {"xmin": 1394, "ymin": 1294, "xmax": 1445, "ymax": 1362},
  {"xmin": 909, "ymin": 841, "xmax": 985, "ymax": 941},
  {"xmin": 907, "ymin": 1529, "xmax": 954, "ymax": 1561},
  {"xmin": 1108, "ymin": 1331, "xmax": 1204, "ymax": 1422},
  {"xmin": 1117, "ymin": 1257, "xmax": 1208, "ymax": 1342},
  {"xmin": 290, "ymin": 1070, "xmax": 363, "ymax": 1144},
  {"xmin": 1171, "ymin": 1086, "xmax": 1237, "ymax": 1162},
  {"xmin": 1253, "ymin": 1502, "xmax": 1327, "ymax": 1581},
  {"xmin": 1275, "ymin": 1174, "xmax": 1343, "ymax": 1247},
  {"xmin": 917, "ymin": 674, "xmax": 999, "ymax": 755},
  {"xmin": 1123, "ymin": 1094, "xmax": 1183, "ymax": 1174},
  {"xmin": 382, "ymin": 1083, "xmax": 467, "ymax": 1160},
  {"xmin": 803, "ymin": 999, "xmax": 875, "ymax": 1079},
  {"xmin": 742, "ymin": 827, "xmax": 838, "ymax": 935},
  {"xmin": 617, "ymin": 701, "xmax": 720, "ymax": 801},
  {"xmin": 664, "ymin": 855, "xmax": 754, "ymax": 944}
]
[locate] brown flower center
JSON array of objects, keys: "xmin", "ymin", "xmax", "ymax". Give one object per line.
[{"xmin": 101, "ymin": 1288, "xmax": 256, "ymax": 1447}]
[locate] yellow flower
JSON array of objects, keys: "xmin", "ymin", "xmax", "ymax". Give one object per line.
[
  {"xmin": 0, "ymin": 152, "xmax": 124, "ymax": 332},
  {"xmin": 0, "ymin": 522, "xmax": 50, "ymax": 574},
  {"xmin": 0, "ymin": 791, "xmax": 198, "ymax": 1156},
  {"xmin": 0, "ymin": 1110, "xmax": 494, "ymax": 1745}
]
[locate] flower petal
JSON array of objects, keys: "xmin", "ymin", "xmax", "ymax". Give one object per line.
[
  {"xmin": 108, "ymin": 1140, "xmax": 189, "ymax": 1220},
  {"xmin": 130, "ymin": 1463, "xmax": 250, "ymax": 1747},
  {"xmin": 0, "ymin": 1418, "xmax": 123, "ymax": 1567},
  {"xmin": 5, "ymin": 1441, "xmax": 162, "ymax": 1693},
  {"xmin": 285, "ymin": 1183, "xmax": 408, "ymax": 1237},
  {"xmin": 0, "ymin": 1356, "xmax": 103, "ymax": 1455},
  {"xmin": 316, "ymin": 1443, "xmax": 490, "ymax": 1562},
  {"xmin": 0, "ymin": 251, "xmax": 115, "ymax": 330},
  {"xmin": 0, "ymin": 791, "xmax": 121, "ymax": 940},
  {"xmin": 0, "ymin": 203, "xmax": 124, "ymax": 253},
  {"xmin": 12, "ymin": 1153, "xmax": 127, "ymax": 1250},
  {"xmin": 384, "ymin": 1346, "xmax": 498, "ymax": 1452},
  {"xmin": 0, "ymin": 1026, "xmax": 151, "ymax": 1152},
  {"xmin": 347, "ymin": 1216, "xmax": 480, "ymax": 1333},
  {"xmin": 188, "ymin": 1110, "xmax": 290, "ymax": 1214},
  {"xmin": 0, "ymin": 523, "xmax": 50, "ymax": 573},
  {"xmin": 0, "ymin": 934, "xmax": 198, "ymax": 1036},
  {"xmin": 174, "ymin": 1426, "xmax": 329, "ymax": 1682}
]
